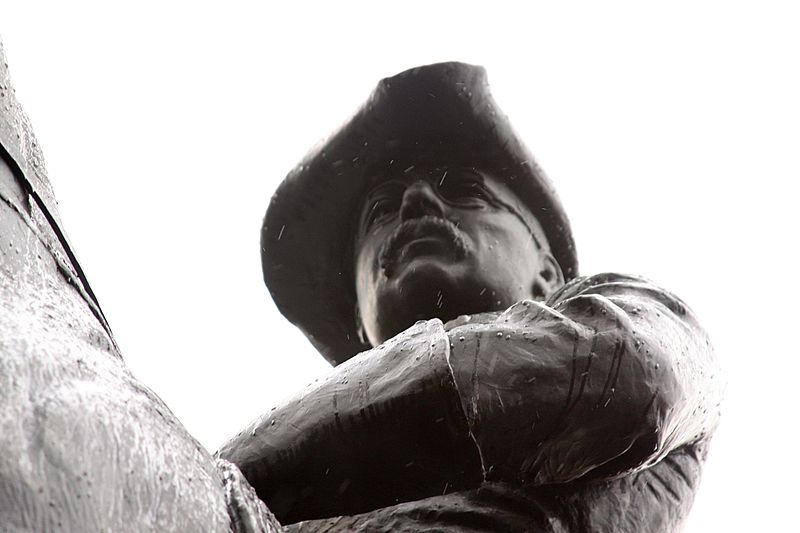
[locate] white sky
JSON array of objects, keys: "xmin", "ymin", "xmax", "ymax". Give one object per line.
[{"xmin": 3, "ymin": 2, "xmax": 799, "ymax": 531}]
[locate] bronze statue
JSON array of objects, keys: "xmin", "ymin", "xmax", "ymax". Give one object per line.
[
  {"xmin": 0, "ymin": 34, "xmax": 720, "ymax": 531},
  {"xmin": 218, "ymin": 62, "xmax": 723, "ymax": 532}
]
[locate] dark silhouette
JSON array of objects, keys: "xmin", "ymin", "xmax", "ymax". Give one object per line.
[{"xmin": 219, "ymin": 63, "xmax": 722, "ymax": 532}]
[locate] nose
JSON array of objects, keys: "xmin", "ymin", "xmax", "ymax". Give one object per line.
[{"xmin": 399, "ymin": 180, "xmax": 446, "ymax": 221}]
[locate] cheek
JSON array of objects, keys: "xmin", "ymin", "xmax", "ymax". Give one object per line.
[
  {"xmin": 477, "ymin": 222, "xmax": 539, "ymax": 276},
  {"xmin": 354, "ymin": 244, "xmax": 381, "ymax": 304},
  {"xmin": 473, "ymin": 218, "xmax": 527, "ymax": 253},
  {"xmin": 354, "ymin": 252, "xmax": 371, "ymax": 300}
]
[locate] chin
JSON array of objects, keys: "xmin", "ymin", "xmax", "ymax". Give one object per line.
[
  {"xmin": 370, "ymin": 258, "xmax": 486, "ymax": 342},
  {"xmin": 389, "ymin": 256, "xmax": 466, "ymax": 286}
]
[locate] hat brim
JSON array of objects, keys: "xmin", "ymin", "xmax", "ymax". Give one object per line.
[{"xmin": 262, "ymin": 62, "xmax": 578, "ymax": 365}]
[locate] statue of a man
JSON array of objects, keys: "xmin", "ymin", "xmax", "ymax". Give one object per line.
[
  {"xmin": 0, "ymin": 40, "xmax": 720, "ymax": 531},
  {"xmin": 218, "ymin": 63, "xmax": 723, "ymax": 532}
]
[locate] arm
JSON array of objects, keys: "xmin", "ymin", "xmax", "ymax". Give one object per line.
[
  {"xmin": 446, "ymin": 273, "xmax": 722, "ymax": 484},
  {"xmin": 217, "ymin": 320, "xmax": 482, "ymax": 524},
  {"xmin": 219, "ymin": 273, "xmax": 721, "ymax": 523}
]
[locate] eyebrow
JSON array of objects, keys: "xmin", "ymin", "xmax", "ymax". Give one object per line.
[
  {"xmin": 365, "ymin": 178, "xmax": 406, "ymax": 197},
  {"xmin": 368, "ymin": 167, "xmax": 484, "ymax": 190}
]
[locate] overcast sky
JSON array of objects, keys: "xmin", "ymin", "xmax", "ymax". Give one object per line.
[{"xmin": 3, "ymin": 2, "xmax": 799, "ymax": 531}]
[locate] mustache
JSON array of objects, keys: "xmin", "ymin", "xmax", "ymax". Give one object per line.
[{"xmin": 379, "ymin": 216, "xmax": 468, "ymax": 275}]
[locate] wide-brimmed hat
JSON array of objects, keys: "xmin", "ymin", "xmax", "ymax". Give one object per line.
[{"xmin": 262, "ymin": 62, "xmax": 578, "ymax": 365}]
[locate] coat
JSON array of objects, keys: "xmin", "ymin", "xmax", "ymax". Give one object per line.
[{"xmin": 220, "ymin": 273, "xmax": 722, "ymax": 532}]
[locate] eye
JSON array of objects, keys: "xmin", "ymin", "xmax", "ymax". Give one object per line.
[
  {"xmin": 364, "ymin": 198, "xmax": 395, "ymax": 226},
  {"xmin": 436, "ymin": 170, "xmax": 491, "ymax": 206},
  {"xmin": 360, "ymin": 181, "xmax": 404, "ymax": 230}
]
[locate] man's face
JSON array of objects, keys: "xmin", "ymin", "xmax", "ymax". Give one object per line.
[{"xmin": 354, "ymin": 165, "xmax": 561, "ymax": 346}]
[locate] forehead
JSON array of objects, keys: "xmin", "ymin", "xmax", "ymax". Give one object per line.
[
  {"xmin": 363, "ymin": 163, "xmax": 452, "ymax": 187},
  {"xmin": 361, "ymin": 164, "xmax": 516, "ymax": 199}
]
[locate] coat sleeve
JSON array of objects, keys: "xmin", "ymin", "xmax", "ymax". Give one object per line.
[
  {"xmin": 217, "ymin": 320, "xmax": 482, "ymax": 524},
  {"xmin": 446, "ymin": 273, "xmax": 723, "ymax": 485}
]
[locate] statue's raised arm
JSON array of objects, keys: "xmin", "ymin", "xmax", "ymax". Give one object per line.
[{"xmin": 219, "ymin": 63, "xmax": 722, "ymax": 532}]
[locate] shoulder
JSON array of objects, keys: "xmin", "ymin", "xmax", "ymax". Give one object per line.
[{"xmin": 549, "ymin": 273, "xmax": 693, "ymax": 313}]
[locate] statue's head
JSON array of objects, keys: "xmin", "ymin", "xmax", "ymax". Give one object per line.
[
  {"xmin": 353, "ymin": 164, "xmax": 563, "ymax": 346},
  {"xmin": 261, "ymin": 62, "xmax": 578, "ymax": 365}
]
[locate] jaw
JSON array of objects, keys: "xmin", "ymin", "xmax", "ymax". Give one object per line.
[
  {"xmin": 381, "ymin": 231, "xmax": 468, "ymax": 279},
  {"xmin": 364, "ymin": 257, "xmax": 496, "ymax": 345},
  {"xmin": 389, "ymin": 254, "xmax": 466, "ymax": 286}
]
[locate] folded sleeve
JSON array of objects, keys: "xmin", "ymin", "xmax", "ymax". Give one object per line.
[
  {"xmin": 217, "ymin": 319, "xmax": 481, "ymax": 523},
  {"xmin": 445, "ymin": 273, "xmax": 722, "ymax": 485}
]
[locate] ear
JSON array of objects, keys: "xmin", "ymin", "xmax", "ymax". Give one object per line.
[{"xmin": 531, "ymin": 252, "xmax": 564, "ymax": 301}]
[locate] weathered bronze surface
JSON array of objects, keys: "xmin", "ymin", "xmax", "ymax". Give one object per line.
[
  {"xmin": 0, "ymin": 38, "xmax": 281, "ymax": 532},
  {"xmin": 0, "ymin": 38, "xmax": 721, "ymax": 532},
  {"xmin": 220, "ymin": 63, "xmax": 723, "ymax": 532}
]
